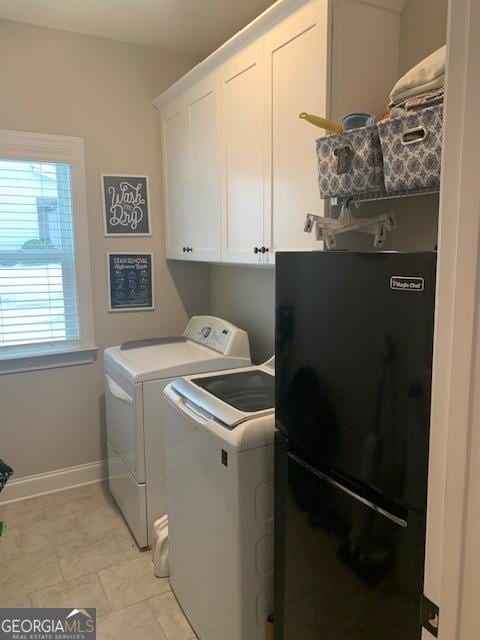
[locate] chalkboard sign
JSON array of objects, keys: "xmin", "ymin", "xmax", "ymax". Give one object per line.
[
  {"xmin": 102, "ymin": 174, "xmax": 151, "ymax": 236},
  {"xmin": 108, "ymin": 253, "xmax": 154, "ymax": 311}
]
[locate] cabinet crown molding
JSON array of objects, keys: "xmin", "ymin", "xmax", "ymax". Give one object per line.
[{"xmin": 153, "ymin": 0, "xmax": 405, "ymax": 112}]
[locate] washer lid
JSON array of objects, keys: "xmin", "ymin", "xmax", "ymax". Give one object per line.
[
  {"xmin": 104, "ymin": 340, "xmax": 229, "ymax": 383},
  {"xmin": 171, "ymin": 368, "xmax": 275, "ymax": 428},
  {"xmin": 192, "ymin": 369, "xmax": 274, "ymax": 413}
]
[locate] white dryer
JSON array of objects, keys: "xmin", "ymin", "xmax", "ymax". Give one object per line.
[
  {"xmin": 104, "ymin": 316, "xmax": 251, "ymax": 548},
  {"xmin": 163, "ymin": 358, "xmax": 275, "ymax": 640}
]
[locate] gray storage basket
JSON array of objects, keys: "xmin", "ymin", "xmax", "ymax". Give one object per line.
[
  {"xmin": 316, "ymin": 125, "xmax": 384, "ymax": 199},
  {"xmin": 377, "ymin": 104, "xmax": 443, "ymax": 192}
]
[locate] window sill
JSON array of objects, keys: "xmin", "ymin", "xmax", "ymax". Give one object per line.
[{"xmin": 0, "ymin": 346, "xmax": 98, "ymax": 375}]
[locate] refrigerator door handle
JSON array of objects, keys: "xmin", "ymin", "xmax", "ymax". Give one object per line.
[{"xmin": 288, "ymin": 453, "xmax": 408, "ymax": 528}]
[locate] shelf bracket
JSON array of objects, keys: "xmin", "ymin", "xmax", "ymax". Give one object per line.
[{"xmin": 304, "ymin": 201, "xmax": 396, "ymax": 249}]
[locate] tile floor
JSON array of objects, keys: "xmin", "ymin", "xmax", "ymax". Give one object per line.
[{"xmin": 0, "ymin": 482, "xmax": 197, "ymax": 640}]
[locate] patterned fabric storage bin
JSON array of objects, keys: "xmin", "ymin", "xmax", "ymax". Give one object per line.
[
  {"xmin": 377, "ymin": 104, "xmax": 443, "ymax": 192},
  {"xmin": 316, "ymin": 125, "xmax": 384, "ymax": 198}
]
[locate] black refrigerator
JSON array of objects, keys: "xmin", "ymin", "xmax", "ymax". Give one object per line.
[{"xmin": 274, "ymin": 251, "xmax": 436, "ymax": 640}]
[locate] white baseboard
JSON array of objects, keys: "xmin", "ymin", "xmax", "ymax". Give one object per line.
[{"xmin": 0, "ymin": 460, "xmax": 107, "ymax": 505}]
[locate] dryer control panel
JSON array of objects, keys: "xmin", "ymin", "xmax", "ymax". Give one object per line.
[{"xmin": 184, "ymin": 316, "xmax": 250, "ymax": 358}]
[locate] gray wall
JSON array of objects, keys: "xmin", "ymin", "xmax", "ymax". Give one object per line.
[
  {"xmin": 209, "ymin": 265, "xmax": 275, "ymax": 364},
  {"xmin": 0, "ymin": 20, "xmax": 209, "ymax": 479},
  {"xmin": 393, "ymin": 0, "xmax": 446, "ymax": 249},
  {"xmin": 400, "ymin": 0, "xmax": 448, "ymax": 74}
]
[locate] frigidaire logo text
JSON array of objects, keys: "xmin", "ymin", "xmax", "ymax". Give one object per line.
[
  {"xmin": 390, "ymin": 276, "xmax": 425, "ymax": 292},
  {"xmin": 0, "ymin": 608, "xmax": 96, "ymax": 640}
]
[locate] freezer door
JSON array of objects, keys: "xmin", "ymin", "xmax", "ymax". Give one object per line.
[
  {"xmin": 276, "ymin": 251, "xmax": 436, "ymax": 512},
  {"xmin": 274, "ymin": 434, "xmax": 425, "ymax": 640}
]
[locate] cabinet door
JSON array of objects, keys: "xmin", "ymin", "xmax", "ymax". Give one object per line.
[
  {"xmin": 162, "ymin": 98, "xmax": 193, "ymax": 259},
  {"xmin": 187, "ymin": 75, "xmax": 222, "ymax": 262},
  {"xmin": 264, "ymin": 0, "xmax": 329, "ymax": 262},
  {"xmin": 220, "ymin": 43, "xmax": 265, "ymax": 265}
]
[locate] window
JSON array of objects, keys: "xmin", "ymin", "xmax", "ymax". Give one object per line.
[{"xmin": 0, "ymin": 130, "xmax": 96, "ymax": 373}]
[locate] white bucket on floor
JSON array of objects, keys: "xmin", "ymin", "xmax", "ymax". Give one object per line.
[{"xmin": 152, "ymin": 515, "xmax": 169, "ymax": 578}]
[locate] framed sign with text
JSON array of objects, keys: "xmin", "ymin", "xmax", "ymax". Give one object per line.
[
  {"xmin": 102, "ymin": 174, "xmax": 151, "ymax": 236},
  {"xmin": 107, "ymin": 252, "xmax": 154, "ymax": 312}
]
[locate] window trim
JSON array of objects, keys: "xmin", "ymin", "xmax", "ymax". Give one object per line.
[{"xmin": 0, "ymin": 129, "xmax": 96, "ymax": 372}]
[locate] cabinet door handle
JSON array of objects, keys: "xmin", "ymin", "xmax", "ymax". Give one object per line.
[
  {"xmin": 188, "ymin": 247, "xmax": 193, "ymax": 252},
  {"xmin": 254, "ymin": 247, "xmax": 260, "ymax": 254},
  {"xmin": 260, "ymin": 246, "xmax": 269, "ymax": 253},
  {"xmin": 182, "ymin": 247, "xmax": 186, "ymax": 253}
]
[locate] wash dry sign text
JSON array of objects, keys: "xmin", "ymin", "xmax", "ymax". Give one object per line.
[{"xmin": 102, "ymin": 174, "xmax": 151, "ymax": 236}]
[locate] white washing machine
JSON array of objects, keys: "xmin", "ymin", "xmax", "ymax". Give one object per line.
[
  {"xmin": 104, "ymin": 316, "xmax": 251, "ymax": 548},
  {"xmin": 163, "ymin": 358, "xmax": 275, "ymax": 640}
]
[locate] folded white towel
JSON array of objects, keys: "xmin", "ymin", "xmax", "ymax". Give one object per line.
[
  {"xmin": 390, "ymin": 45, "xmax": 446, "ymax": 104},
  {"xmin": 389, "ymin": 87, "xmax": 444, "ymax": 117}
]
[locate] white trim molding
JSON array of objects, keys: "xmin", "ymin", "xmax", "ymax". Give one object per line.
[
  {"xmin": 0, "ymin": 460, "xmax": 107, "ymax": 504},
  {"xmin": 0, "ymin": 346, "xmax": 97, "ymax": 375},
  {"xmin": 423, "ymin": 0, "xmax": 480, "ymax": 638}
]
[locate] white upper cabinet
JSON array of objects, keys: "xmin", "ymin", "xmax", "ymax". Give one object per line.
[
  {"xmin": 263, "ymin": 0, "xmax": 328, "ymax": 262},
  {"xmin": 162, "ymin": 99, "xmax": 193, "ymax": 259},
  {"xmin": 187, "ymin": 75, "xmax": 222, "ymax": 262},
  {"xmin": 162, "ymin": 78, "xmax": 221, "ymax": 261},
  {"xmin": 220, "ymin": 43, "xmax": 266, "ymax": 265},
  {"xmin": 155, "ymin": 0, "xmax": 403, "ymax": 265}
]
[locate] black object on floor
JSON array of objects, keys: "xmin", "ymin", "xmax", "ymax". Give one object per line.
[{"xmin": 0, "ymin": 458, "xmax": 13, "ymax": 493}]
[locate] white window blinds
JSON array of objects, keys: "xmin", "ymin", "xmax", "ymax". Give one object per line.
[{"xmin": 0, "ymin": 159, "xmax": 80, "ymax": 355}]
